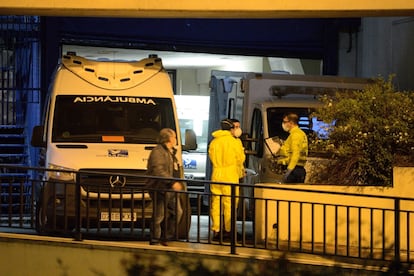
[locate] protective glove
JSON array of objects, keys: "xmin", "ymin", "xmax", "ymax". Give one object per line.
[{"xmin": 282, "ymin": 169, "xmax": 293, "ymax": 183}]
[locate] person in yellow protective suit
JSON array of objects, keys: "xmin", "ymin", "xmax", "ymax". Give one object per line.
[
  {"xmin": 230, "ymin": 118, "xmax": 246, "ymax": 180},
  {"xmin": 230, "ymin": 118, "xmax": 248, "ymax": 220},
  {"xmin": 278, "ymin": 112, "xmax": 308, "ymax": 183},
  {"xmin": 208, "ymin": 119, "xmax": 245, "ymax": 240}
]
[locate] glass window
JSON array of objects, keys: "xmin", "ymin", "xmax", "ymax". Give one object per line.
[
  {"xmin": 267, "ymin": 107, "xmax": 329, "ymax": 140},
  {"xmin": 52, "ymin": 95, "xmax": 176, "ymax": 143},
  {"xmin": 175, "ymin": 95, "xmax": 210, "ymax": 152},
  {"xmin": 251, "ymin": 108, "xmax": 264, "ymax": 157}
]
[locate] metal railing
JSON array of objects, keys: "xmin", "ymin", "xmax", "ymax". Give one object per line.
[
  {"xmin": 251, "ymin": 185, "xmax": 414, "ymax": 264},
  {"xmin": 0, "ymin": 164, "xmax": 413, "ymax": 269}
]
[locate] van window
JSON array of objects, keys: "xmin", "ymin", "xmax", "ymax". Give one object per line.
[
  {"xmin": 52, "ymin": 95, "xmax": 176, "ymax": 143},
  {"xmin": 251, "ymin": 108, "xmax": 264, "ymax": 157},
  {"xmin": 267, "ymin": 107, "xmax": 332, "ymax": 140}
]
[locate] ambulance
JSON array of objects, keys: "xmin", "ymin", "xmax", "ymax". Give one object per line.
[{"xmin": 31, "ymin": 54, "xmax": 195, "ymax": 236}]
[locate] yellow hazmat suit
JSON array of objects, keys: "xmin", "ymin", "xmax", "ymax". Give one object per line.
[{"xmin": 208, "ymin": 129, "xmax": 245, "ymax": 233}]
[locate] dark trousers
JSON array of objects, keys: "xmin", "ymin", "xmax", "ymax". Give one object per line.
[
  {"xmin": 285, "ymin": 166, "xmax": 306, "ymax": 183},
  {"xmin": 151, "ymin": 191, "xmax": 182, "ymax": 242}
]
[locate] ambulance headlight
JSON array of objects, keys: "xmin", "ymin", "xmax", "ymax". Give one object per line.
[{"xmin": 47, "ymin": 164, "xmax": 76, "ymax": 181}]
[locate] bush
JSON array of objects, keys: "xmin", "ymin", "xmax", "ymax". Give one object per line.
[{"xmin": 311, "ymin": 76, "xmax": 414, "ymax": 186}]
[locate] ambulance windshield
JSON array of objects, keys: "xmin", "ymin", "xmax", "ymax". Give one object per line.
[{"xmin": 52, "ymin": 95, "xmax": 176, "ymax": 143}]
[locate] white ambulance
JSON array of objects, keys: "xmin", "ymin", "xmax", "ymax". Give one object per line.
[{"xmin": 31, "ymin": 54, "xmax": 195, "ymax": 236}]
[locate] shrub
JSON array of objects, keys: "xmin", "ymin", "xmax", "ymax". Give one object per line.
[{"xmin": 311, "ymin": 76, "xmax": 414, "ymax": 186}]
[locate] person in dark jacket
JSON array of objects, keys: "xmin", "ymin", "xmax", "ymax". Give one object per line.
[{"xmin": 146, "ymin": 128, "xmax": 183, "ymax": 245}]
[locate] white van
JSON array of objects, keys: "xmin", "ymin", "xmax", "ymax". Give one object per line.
[
  {"xmin": 31, "ymin": 54, "xmax": 195, "ymax": 235},
  {"xmin": 208, "ymin": 71, "xmax": 372, "ymax": 218}
]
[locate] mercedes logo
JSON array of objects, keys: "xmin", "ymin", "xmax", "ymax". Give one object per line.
[{"xmin": 109, "ymin": 175, "xmax": 127, "ymax": 188}]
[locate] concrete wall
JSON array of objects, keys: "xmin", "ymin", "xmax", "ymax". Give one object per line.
[
  {"xmin": 0, "ymin": 234, "xmax": 262, "ymax": 276},
  {"xmin": 358, "ymin": 17, "xmax": 414, "ymax": 90},
  {"xmin": 0, "ymin": 232, "xmax": 380, "ymax": 275},
  {"xmin": 255, "ymin": 167, "xmax": 414, "ymax": 253},
  {"xmin": 3, "ymin": 1, "xmax": 412, "ymax": 18}
]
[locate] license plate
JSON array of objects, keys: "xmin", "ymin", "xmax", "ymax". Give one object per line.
[{"xmin": 100, "ymin": 211, "xmax": 137, "ymax": 222}]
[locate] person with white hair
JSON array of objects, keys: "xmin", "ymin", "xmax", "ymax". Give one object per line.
[{"xmin": 146, "ymin": 128, "xmax": 183, "ymax": 246}]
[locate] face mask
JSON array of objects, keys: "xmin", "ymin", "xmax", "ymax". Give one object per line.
[
  {"xmin": 233, "ymin": 128, "xmax": 242, "ymax": 138},
  {"xmin": 282, "ymin": 123, "xmax": 290, "ymax": 132}
]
